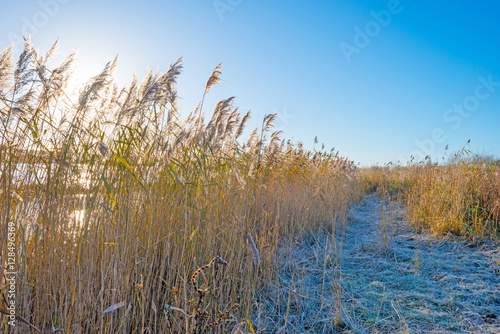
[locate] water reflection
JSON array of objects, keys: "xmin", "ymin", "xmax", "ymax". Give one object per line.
[
  {"xmin": 3, "ymin": 163, "xmax": 98, "ymax": 243},
  {"xmin": 0, "ymin": 163, "xmax": 92, "ymax": 189},
  {"xmin": 69, "ymin": 209, "xmax": 85, "ymax": 227}
]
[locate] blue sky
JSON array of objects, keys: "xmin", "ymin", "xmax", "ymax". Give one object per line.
[{"xmin": 1, "ymin": 0, "xmax": 499, "ymax": 165}]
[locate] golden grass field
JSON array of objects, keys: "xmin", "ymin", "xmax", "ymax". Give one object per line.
[{"xmin": 0, "ymin": 41, "xmax": 499, "ymax": 333}]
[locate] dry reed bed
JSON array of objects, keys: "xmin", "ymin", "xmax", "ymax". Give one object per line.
[
  {"xmin": 361, "ymin": 156, "xmax": 500, "ymax": 237},
  {"xmin": 0, "ymin": 40, "xmax": 361, "ymax": 333}
]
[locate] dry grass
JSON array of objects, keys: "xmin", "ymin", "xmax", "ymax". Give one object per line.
[
  {"xmin": 0, "ymin": 40, "xmax": 362, "ymax": 333},
  {"xmin": 361, "ymin": 153, "xmax": 500, "ymax": 238},
  {"xmin": 402, "ymin": 156, "xmax": 500, "ymax": 237}
]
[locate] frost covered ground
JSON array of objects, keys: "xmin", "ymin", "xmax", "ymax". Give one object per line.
[{"xmin": 249, "ymin": 194, "xmax": 500, "ymax": 333}]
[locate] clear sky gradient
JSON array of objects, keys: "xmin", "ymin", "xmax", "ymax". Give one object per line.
[{"xmin": 1, "ymin": 0, "xmax": 499, "ymax": 165}]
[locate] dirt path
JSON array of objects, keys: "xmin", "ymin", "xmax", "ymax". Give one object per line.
[{"xmin": 251, "ymin": 195, "xmax": 500, "ymax": 333}]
